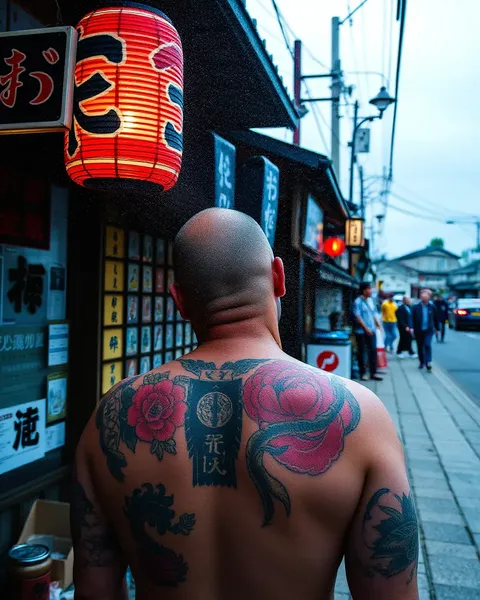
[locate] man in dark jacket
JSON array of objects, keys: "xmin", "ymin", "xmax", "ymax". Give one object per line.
[
  {"xmin": 433, "ymin": 294, "xmax": 449, "ymax": 342},
  {"xmin": 412, "ymin": 289, "xmax": 440, "ymax": 371},
  {"xmin": 396, "ymin": 296, "xmax": 417, "ymax": 358}
]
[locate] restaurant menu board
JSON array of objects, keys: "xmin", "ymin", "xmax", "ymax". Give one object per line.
[{"xmin": 101, "ymin": 226, "xmax": 197, "ymax": 396}]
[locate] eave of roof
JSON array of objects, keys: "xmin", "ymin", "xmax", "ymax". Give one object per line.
[{"xmin": 225, "ymin": 130, "xmax": 350, "ymax": 218}]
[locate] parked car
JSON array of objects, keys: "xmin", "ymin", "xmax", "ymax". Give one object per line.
[{"xmin": 448, "ymin": 298, "xmax": 480, "ymax": 330}]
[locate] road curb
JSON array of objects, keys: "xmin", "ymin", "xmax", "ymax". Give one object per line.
[{"xmin": 433, "ymin": 362, "xmax": 480, "ymax": 423}]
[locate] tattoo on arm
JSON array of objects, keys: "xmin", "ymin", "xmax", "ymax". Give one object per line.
[
  {"xmin": 124, "ymin": 483, "xmax": 195, "ymax": 586},
  {"xmin": 71, "ymin": 469, "xmax": 122, "ymax": 568},
  {"xmin": 360, "ymin": 488, "xmax": 419, "ymax": 583}
]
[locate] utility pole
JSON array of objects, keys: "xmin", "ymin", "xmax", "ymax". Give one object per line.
[
  {"xmin": 359, "ymin": 165, "xmax": 365, "ymax": 219},
  {"xmin": 348, "ymin": 100, "xmax": 359, "ymax": 205},
  {"xmin": 331, "ymin": 17, "xmax": 341, "ymax": 179},
  {"xmin": 293, "ymin": 40, "xmax": 302, "ymax": 146}
]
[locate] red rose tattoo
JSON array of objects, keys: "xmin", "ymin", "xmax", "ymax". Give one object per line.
[
  {"xmin": 244, "ymin": 361, "xmax": 360, "ymax": 525},
  {"xmin": 127, "ymin": 380, "xmax": 187, "ymax": 443}
]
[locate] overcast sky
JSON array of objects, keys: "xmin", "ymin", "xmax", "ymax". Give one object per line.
[{"xmin": 246, "ymin": 0, "xmax": 479, "ymax": 259}]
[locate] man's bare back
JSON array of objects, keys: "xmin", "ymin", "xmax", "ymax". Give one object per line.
[
  {"xmin": 72, "ymin": 209, "xmax": 418, "ymax": 599},
  {"xmin": 73, "ymin": 351, "xmax": 418, "ymax": 600}
]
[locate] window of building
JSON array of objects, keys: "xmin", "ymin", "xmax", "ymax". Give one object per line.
[
  {"xmin": 100, "ymin": 227, "xmax": 197, "ymax": 395},
  {"xmin": 0, "ymin": 179, "xmax": 69, "ymax": 491}
]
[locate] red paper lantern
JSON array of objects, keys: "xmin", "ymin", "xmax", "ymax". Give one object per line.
[
  {"xmin": 324, "ymin": 237, "xmax": 346, "ymax": 258},
  {"xmin": 65, "ymin": 3, "xmax": 183, "ymax": 192}
]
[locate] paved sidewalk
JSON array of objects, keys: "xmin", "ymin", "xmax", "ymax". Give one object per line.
[{"xmin": 335, "ymin": 355, "xmax": 480, "ymax": 599}]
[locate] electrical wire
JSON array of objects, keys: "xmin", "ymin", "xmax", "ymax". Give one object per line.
[
  {"xmin": 383, "ymin": 201, "xmax": 447, "ymax": 222},
  {"xmin": 270, "ymin": 0, "xmax": 294, "ymax": 58},
  {"xmin": 389, "ymin": 191, "xmax": 457, "ymax": 219},
  {"xmin": 392, "ymin": 181, "xmax": 477, "ymax": 218},
  {"xmin": 302, "ymin": 83, "xmax": 330, "ymax": 153},
  {"xmin": 388, "ymin": 0, "xmax": 407, "ymax": 179}
]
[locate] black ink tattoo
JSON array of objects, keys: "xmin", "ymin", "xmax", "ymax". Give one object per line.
[
  {"xmin": 71, "ymin": 470, "xmax": 120, "ymax": 567},
  {"xmin": 124, "ymin": 483, "xmax": 195, "ymax": 586},
  {"xmin": 361, "ymin": 488, "xmax": 419, "ymax": 582},
  {"xmin": 182, "ymin": 359, "xmax": 267, "ymax": 488},
  {"xmin": 97, "ymin": 359, "xmax": 361, "ymax": 528}
]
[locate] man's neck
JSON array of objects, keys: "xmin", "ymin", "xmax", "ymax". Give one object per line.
[{"xmin": 196, "ymin": 315, "xmax": 282, "ymax": 349}]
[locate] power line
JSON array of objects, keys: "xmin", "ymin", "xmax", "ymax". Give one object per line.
[
  {"xmin": 270, "ymin": 0, "xmax": 294, "ymax": 58},
  {"xmin": 389, "ymin": 191, "xmax": 458, "ymax": 219},
  {"xmin": 388, "ymin": 0, "xmax": 408, "ymax": 179},
  {"xmin": 392, "ymin": 180, "xmax": 477, "ymax": 217},
  {"xmin": 385, "ymin": 201, "xmax": 446, "ymax": 223},
  {"xmin": 303, "ymin": 83, "xmax": 330, "ymax": 153}
]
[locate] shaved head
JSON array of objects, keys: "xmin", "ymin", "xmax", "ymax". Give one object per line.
[{"xmin": 173, "ymin": 209, "xmax": 275, "ymax": 320}]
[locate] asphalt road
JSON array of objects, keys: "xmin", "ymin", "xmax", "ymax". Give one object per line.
[{"xmin": 430, "ymin": 327, "xmax": 480, "ymax": 407}]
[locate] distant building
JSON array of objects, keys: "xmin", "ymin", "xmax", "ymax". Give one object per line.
[
  {"xmin": 448, "ymin": 260, "xmax": 480, "ymax": 298},
  {"xmin": 375, "ymin": 246, "xmax": 460, "ymax": 298}
]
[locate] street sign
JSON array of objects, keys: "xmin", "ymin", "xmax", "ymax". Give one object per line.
[
  {"xmin": 316, "ymin": 350, "xmax": 339, "ymax": 372},
  {"xmin": 236, "ymin": 156, "xmax": 279, "ymax": 246},
  {"xmin": 346, "ymin": 217, "xmax": 365, "ymax": 247},
  {"xmin": 357, "ymin": 128, "xmax": 370, "ymax": 153},
  {"xmin": 0, "ymin": 26, "xmax": 77, "ymax": 134},
  {"xmin": 213, "ymin": 133, "xmax": 236, "ymax": 209}
]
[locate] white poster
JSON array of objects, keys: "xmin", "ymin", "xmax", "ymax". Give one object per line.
[
  {"xmin": 0, "ymin": 399, "xmax": 46, "ymax": 475},
  {"xmin": 48, "ymin": 323, "xmax": 69, "ymax": 366},
  {"xmin": 45, "ymin": 422, "xmax": 66, "ymax": 453}
]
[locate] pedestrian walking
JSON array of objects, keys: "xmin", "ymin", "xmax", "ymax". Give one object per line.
[
  {"xmin": 381, "ymin": 295, "xmax": 398, "ymax": 352},
  {"xmin": 412, "ymin": 289, "xmax": 440, "ymax": 371},
  {"xmin": 433, "ymin": 294, "xmax": 449, "ymax": 342},
  {"xmin": 353, "ymin": 282, "xmax": 383, "ymax": 381},
  {"xmin": 71, "ymin": 209, "xmax": 416, "ymax": 600},
  {"xmin": 396, "ymin": 296, "xmax": 417, "ymax": 358}
]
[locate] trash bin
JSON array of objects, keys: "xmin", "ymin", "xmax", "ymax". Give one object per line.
[{"xmin": 306, "ymin": 330, "xmax": 352, "ymax": 378}]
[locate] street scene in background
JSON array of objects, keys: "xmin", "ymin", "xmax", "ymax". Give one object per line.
[{"xmin": 0, "ymin": 0, "xmax": 479, "ymax": 599}]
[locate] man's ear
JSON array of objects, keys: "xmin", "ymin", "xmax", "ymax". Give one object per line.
[
  {"xmin": 169, "ymin": 283, "xmax": 189, "ymax": 320},
  {"xmin": 272, "ymin": 257, "xmax": 286, "ymax": 298}
]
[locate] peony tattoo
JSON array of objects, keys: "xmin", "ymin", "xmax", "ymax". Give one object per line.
[
  {"xmin": 243, "ymin": 361, "xmax": 360, "ymax": 525},
  {"xmin": 97, "ymin": 371, "xmax": 189, "ymax": 481}
]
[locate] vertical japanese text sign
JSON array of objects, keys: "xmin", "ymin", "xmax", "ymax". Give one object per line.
[
  {"xmin": 236, "ymin": 156, "xmax": 280, "ymax": 247},
  {"xmin": 213, "ymin": 133, "xmax": 236, "ymax": 209},
  {"xmin": 0, "ymin": 26, "xmax": 77, "ymax": 134}
]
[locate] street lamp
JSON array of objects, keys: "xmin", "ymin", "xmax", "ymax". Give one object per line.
[{"xmin": 349, "ymin": 87, "xmax": 396, "ymax": 212}]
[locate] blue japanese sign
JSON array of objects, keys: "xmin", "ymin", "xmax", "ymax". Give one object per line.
[
  {"xmin": 213, "ymin": 133, "xmax": 236, "ymax": 209},
  {"xmin": 236, "ymin": 156, "xmax": 280, "ymax": 247}
]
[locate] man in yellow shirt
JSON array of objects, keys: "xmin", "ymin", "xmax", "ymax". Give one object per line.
[{"xmin": 381, "ymin": 295, "xmax": 398, "ymax": 352}]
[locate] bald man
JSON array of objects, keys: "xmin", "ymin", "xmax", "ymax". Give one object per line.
[{"xmin": 72, "ymin": 209, "xmax": 419, "ymax": 600}]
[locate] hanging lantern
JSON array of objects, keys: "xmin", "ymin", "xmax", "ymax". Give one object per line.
[
  {"xmin": 64, "ymin": 3, "xmax": 183, "ymax": 192},
  {"xmin": 324, "ymin": 237, "xmax": 346, "ymax": 258}
]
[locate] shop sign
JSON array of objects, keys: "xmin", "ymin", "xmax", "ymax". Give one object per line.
[
  {"xmin": 303, "ymin": 195, "xmax": 324, "ymax": 255},
  {"xmin": 0, "ymin": 324, "xmax": 45, "ymax": 362},
  {"xmin": 213, "ymin": 133, "xmax": 235, "ymax": 209},
  {"xmin": 346, "ymin": 218, "xmax": 365, "ymax": 247},
  {"xmin": 237, "ymin": 156, "xmax": 279, "ymax": 247},
  {"xmin": 0, "ymin": 168, "xmax": 51, "ymax": 249},
  {"xmin": 0, "ymin": 398, "xmax": 46, "ymax": 475},
  {"xmin": 0, "ymin": 27, "xmax": 76, "ymax": 134},
  {"xmin": 3, "ymin": 250, "xmax": 48, "ymax": 324}
]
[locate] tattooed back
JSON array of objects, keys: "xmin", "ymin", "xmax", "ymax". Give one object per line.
[{"xmin": 73, "ymin": 353, "xmax": 418, "ymax": 600}]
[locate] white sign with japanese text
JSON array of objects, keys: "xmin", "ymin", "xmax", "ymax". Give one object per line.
[
  {"xmin": 48, "ymin": 322, "xmax": 69, "ymax": 366},
  {"xmin": 0, "ymin": 398, "xmax": 46, "ymax": 475},
  {"xmin": 45, "ymin": 421, "xmax": 66, "ymax": 453}
]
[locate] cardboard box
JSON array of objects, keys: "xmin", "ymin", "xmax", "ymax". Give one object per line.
[{"xmin": 17, "ymin": 499, "xmax": 73, "ymax": 589}]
